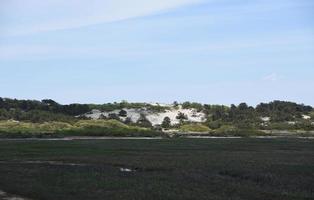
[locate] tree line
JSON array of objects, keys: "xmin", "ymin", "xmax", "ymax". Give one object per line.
[{"xmin": 0, "ymin": 98, "xmax": 312, "ymax": 125}]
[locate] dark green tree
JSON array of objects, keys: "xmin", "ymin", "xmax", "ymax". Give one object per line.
[
  {"xmin": 119, "ymin": 109, "xmax": 127, "ymax": 117},
  {"xmin": 161, "ymin": 117, "xmax": 171, "ymax": 128},
  {"xmin": 176, "ymin": 112, "xmax": 188, "ymax": 120},
  {"xmin": 108, "ymin": 113, "xmax": 120, "ymax": 120}
]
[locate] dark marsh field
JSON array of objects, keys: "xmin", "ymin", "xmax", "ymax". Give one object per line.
[{"xmin": 0, "ymin": 138, "xmax": 313, "ymax": 200}]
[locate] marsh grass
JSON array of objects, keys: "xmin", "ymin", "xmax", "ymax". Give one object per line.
[{"xmin": 0, "ymin": 138, "xmax": 313, "ymax": 200}]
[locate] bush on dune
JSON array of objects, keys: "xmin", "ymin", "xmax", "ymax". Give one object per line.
[{"xmin": 179, "ymin": 123, "xmax": 210, "ymax": 133}]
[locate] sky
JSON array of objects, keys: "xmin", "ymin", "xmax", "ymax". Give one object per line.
[{"xmin": 0, "ymin": 0, "xmax": 313, "ymax": 106}]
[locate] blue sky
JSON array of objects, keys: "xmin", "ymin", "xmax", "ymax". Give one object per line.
[{"xmin": 0, "ymin": 0, "xmax": 313, "ymax": 105}]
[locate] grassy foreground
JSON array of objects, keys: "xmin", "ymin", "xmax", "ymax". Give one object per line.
[{"xmin": 0, "ymin": 138, "xmax": 313, "ymax": 200}]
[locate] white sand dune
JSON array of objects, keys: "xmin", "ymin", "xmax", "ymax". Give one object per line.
[{"xmin": 84, "ymin": 105, "xmax": 206, "ymax": 126}]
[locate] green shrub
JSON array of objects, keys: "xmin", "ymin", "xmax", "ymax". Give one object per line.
[
  {"xmin": 180, "ymin": 123, "xmax": 210, "ymax": 132},
  {"xmin": 207, "ymin": 120, "xmax": 223, "ymax": 129},
  {"xmin": 267, "ymin": 122, "xmax": 295, "ymax": 130},
  {"xmin": 215, "ymin": 125, "xmax": 237, "ymax": 134},
  {"xmin": 294, "ymin": 121, "xmax": 314, "ymax": 131},
  {"xmin": 309, "ymin": 112, "xmax": 314, "ymax": 119},
  {"xmin": 213, "ymin": 125, "xmax": 265, "ymax": 137}
]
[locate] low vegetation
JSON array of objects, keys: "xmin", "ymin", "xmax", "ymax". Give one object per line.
[{"xmin": 0, "ymin": 120, "xmax": 162, "ymax": 138}]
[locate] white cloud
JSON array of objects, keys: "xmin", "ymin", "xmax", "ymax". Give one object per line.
[
  {"xmin": 262, "ymin": 73, "xmax": 280, "ymax": 81},
  {"xmin": 0, "ymin": 0, "xmax": 204, "ymax": 36}
]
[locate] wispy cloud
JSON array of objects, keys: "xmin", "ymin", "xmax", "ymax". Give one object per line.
[
  {"xmin": 0, "ymin": 0, "xmax": 204, "ymax": 36},
  {"xmin": 262, "ymin": 73, "xmax": 281, "ymax": 81},
  {"xmin": 0, "ymin": 33, "xmax": 311, "ymax": 60}
]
